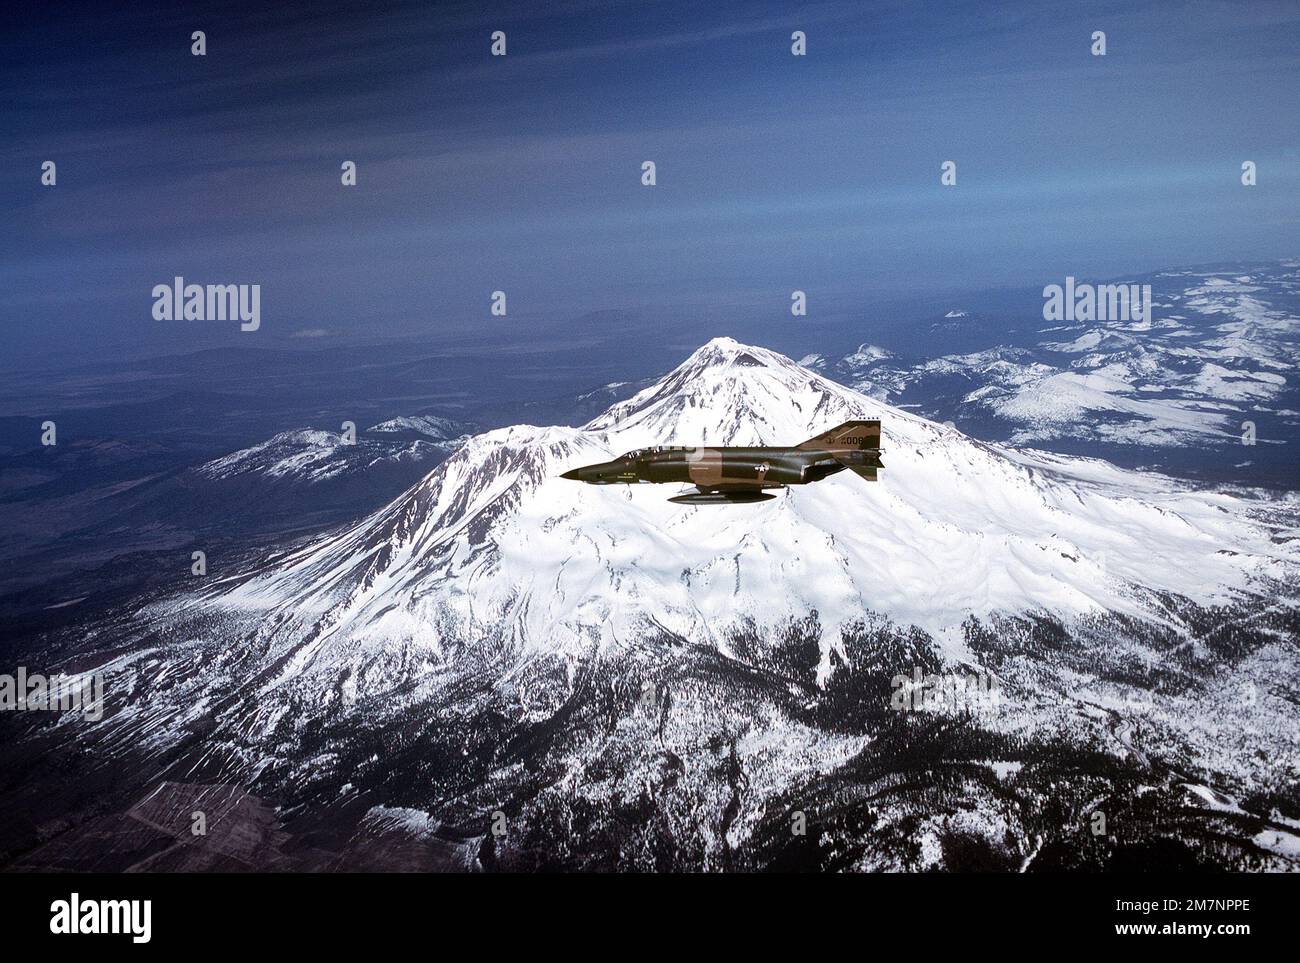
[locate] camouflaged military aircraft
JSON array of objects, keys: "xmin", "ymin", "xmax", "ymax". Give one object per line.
[{"xmin": 560, "ymin": 420, "xmax": 883, "ymax": 503}]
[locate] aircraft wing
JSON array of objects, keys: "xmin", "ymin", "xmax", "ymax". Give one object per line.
[{"xmin": 667, "ymin": 486, "xmax": 776, "ymax": 504}]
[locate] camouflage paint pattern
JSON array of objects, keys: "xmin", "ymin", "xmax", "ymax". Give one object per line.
[{"xmin": 561, "ymin": 420, "xmax": 883, "ymax": 503}]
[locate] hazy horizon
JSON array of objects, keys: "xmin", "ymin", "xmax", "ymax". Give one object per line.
[{"xmin": 4, "ymin": 0, "xmax": 1298, "ymax": 367}]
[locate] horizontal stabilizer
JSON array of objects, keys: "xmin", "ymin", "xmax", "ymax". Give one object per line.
[{"xmin": 831, "ymin": 448, "xmax": 882, "ymax": 481}]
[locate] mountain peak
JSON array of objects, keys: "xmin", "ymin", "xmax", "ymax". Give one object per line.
[
  {"xmin": 687, "ymin": 336, "xmax": 795, "ymax": 369},
  {"xmin": 583, "ymin": 337, "xmax": 885, "ymax": 445}
]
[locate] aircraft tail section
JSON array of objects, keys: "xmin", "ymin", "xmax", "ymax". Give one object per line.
[
  {"xmin": 797, "ymin": 420, "xmax": 883, "ymax": 482},
  {"xmin": 798, "ymin": 419, "xmax": 881, "ymax": 451}
]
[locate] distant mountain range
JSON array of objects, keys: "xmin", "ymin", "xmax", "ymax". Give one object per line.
[
  {"xmin": 802, "ymin": 262, "xmax": 1300, "ymax": 485},
  {"xmin": 195, "ymin": 416, "xmax": 472, "ymax": 484},
  {"xmin": 0, "ymin": 414, "xmax": 477, "ymax": 608}
]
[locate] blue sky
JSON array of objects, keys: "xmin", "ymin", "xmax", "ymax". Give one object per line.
[{"xmin": 2, "ymin": 0, "xmax": 1297, "ymax": 365}]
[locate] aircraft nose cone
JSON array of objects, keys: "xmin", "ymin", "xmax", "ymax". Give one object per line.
[{"xmin": 560, "ymin": 467, "xmax": 582, "ymax": 481}]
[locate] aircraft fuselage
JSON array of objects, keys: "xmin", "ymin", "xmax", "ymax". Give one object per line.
[{"xmin": 560, "ymin": 421, "xmax": 884, "ymax": 503}]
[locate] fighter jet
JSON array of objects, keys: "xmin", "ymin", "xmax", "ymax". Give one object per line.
[{"xmin": 560, "ymin": 420, "xmax": 883, "ymax": 504}]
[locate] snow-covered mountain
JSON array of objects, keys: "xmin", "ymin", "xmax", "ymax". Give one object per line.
[
  {"xmin": 197, "ymin": 417, "xmax": 472, "ymax": 483},
  {"xmin": 807, "ymin": 263, "xmax": 1300, "ymax": 477},
  {"xmin": 368, "ymin": 415, "xmax": 468, "ymax": 437},
  {"xmin": 193, "ymin": 336, "xmax": 1292, "ymax": 675},
  {"xmin": 20, "ymin": 338, "xmax": 1300, "ymax": 871}
]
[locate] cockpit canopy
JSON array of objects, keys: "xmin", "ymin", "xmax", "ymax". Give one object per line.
[{"xmin": 619, "ymin": 445, "xmax": 689, "ymax": 460}]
